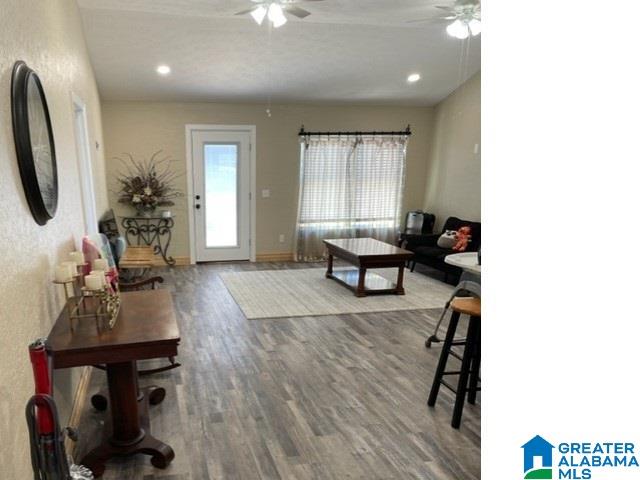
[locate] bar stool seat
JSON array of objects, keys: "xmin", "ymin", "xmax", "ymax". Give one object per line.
[
  {"xmin": 449, "ymin": 297, "xmax": 480, "ymax": 317},
  {"xmin": 428, "ymin": 296, "xmax": 481, "ymax": 428}
]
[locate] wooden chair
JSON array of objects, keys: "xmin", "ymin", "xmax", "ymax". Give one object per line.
[
  {"xmin": 83, "ymin": 233, "xmax": 165, "ymax": 293},
  {"xmin": 119, "ymin": 245, "xmax": 155, "ymax": 269},
  {"xmin": 118, "ymin": 245, "xmax": 161, "ymax": 287},
  {"xmin": 98, "ymin": 208, "xmax": 156, "ymax": 283}
]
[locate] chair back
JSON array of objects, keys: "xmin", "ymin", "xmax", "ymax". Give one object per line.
[
  {"xmin": 452, "ymin": 279, "xmax": 481, "ymax": 299},
  {"xmin": 98, "ymin": 209, "xmax": 128, "ymax": 265},
  {"xmin": 98, "ymin": 209, "xmax": 120, "ymax": 241},
  {"xmin": 404, "ymin": 211, "xmax": 435, "ymax": 235},
  {"xmin": 82, "ymin": 234, "xmax": 120, "ymax": 285}
]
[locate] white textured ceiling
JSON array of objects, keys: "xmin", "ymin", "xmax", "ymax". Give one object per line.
[{"xmin": 77, "ymin": 0, "xmax": 480, "ymax": 106}]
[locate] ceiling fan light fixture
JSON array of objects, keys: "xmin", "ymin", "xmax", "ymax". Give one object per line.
[
  {"xmin": 268, "ymin": 3, "xmax": 287, "ymax": 28},
  {"xmin": 446, "ymin": 19, "xmax": 469, "ymax": 39},
  {"xmin": 468, "ymin": 18, "xmax": 481, "ymax": 36},
  {"xmin": 250, "ymin": 5, "xmax": 267, "ymax": 25}
]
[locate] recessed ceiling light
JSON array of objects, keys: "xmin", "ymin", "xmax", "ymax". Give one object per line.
[
  {"xmin": 156, "ymin": 65, "xmax": 171, "ymax": 76},
  {"xmin": 407, "ymin": 73, "xmax": 421, "ymax": 83}
]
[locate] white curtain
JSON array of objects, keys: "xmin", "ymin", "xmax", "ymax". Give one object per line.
[{"xmin": 295, "ymin": 134, "xmax": 408, "ymax": 261}]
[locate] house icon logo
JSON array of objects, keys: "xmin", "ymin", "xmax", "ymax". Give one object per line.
[{"xmin": 522, "ymin": 435, "xmax": 555, "ymax": 479}]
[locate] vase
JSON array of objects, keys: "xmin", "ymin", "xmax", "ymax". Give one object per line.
[{"xmin": 134, "ymin": 204, "xmax": 156, "ymax": 217}]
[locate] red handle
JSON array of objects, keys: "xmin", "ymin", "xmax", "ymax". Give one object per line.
[{"xmin": 29, "ymin": 340, "xmax": 54, "ymax": 435}]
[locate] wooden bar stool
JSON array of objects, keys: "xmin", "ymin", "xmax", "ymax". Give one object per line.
[{"xmin": 427, "ymin": 296, "xmax": 481, "ymax": 428}]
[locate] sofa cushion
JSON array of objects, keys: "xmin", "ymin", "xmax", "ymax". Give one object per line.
[{"xmin": 413, "ymin": 245, "xmax": 452, "ymax": 259}]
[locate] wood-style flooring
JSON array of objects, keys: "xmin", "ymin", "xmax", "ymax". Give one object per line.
[{"xmin": 75, "ymin": 262, "xmax": 480, "ymax": 479}]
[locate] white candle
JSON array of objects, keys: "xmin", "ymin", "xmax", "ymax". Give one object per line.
[
  {"xmin": 62, "ymin": 261, "xmax": 78, "ymax": 277},
  {"xmin": 92, "ymin": 258, "xmax": 108, "ymax": 272},
  {"xmin": 55, "ymin": 265, "xmax": 73, "ymax": 283},
  {"xmin": 84, "ymin": 274, "xmax": 103, "ymax": 290},
  {"xmin": 90, "ymin": 270, "xmax": 106, "ymax": 286},
  {"xmin": 69, "ymin": 251, "xmax": 85, "ymax": 266}
]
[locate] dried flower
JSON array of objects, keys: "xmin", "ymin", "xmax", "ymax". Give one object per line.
[{"xmin": 114, "ymin": 151, "xmax": 182, "ymax": 213}]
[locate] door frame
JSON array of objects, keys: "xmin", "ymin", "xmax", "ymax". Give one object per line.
[
  {"xmin": 185, "ymin": 124, "xmax": 256, "ymax": 264},
  {"xmin": 71, "ymin": 92, "xmax": 98, "ymax": 235}
]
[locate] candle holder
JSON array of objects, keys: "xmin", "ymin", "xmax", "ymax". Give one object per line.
[
  {"xmin": 53, "ymin": 263, "xmax": 121, "ymax": 332},
  {"xmin": 74, "ymin": 284, "xmax": 121, "ymax": 332},
  {"xmin": 53, "ymin": 263, "xmax": 87, "ymax": 317}
]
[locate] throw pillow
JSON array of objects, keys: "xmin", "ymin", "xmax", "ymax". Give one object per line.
[
  {"xmin": 452, "ymin": 226, "xmax": 473, "ymax": 252},
  {"xmin": 437, "ymin": 230, "xmax": 457, "ymax": 249}
]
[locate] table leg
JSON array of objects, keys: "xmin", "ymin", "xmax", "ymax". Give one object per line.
[
  {"xmin": 396, "ymin": 264, "xmax": 406, "ymax": 295},
  {"xmin": 325, "ymin": 254, "xmax": 334, "ymax": 278},
  {"xmin": 81, "ymin": 361, "xmax": 174, "ymax": 477},
  {"xmin": 356, "ymin": 266, "xmax": 367, "ymax": 297},
  {"xmin": 109, "ymin": 362, "xmax": 143, "ymax": 445}
]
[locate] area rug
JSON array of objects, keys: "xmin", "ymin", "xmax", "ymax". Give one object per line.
[{"xmin": 219, "ymin": 268, "xmax": 453, "ymax": 319}]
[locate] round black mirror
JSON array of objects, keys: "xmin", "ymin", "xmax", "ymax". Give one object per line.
[{"xmin": 11, "ymin": 61, "xmax": 58, "ymax": 225}]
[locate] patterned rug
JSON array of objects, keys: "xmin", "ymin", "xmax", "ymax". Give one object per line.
[{"xmin": 219, "ymin": 267, "xmax": 453, "ymax": 319}]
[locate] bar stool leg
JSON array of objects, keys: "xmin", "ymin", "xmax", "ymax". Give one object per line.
[
  {"xmin": 467, "ymin": 316, "xmax": 481, "ymax": 405},
  {"xmin": 428, "ymin": 311, "xmax": 460, "ymax": 407},
  {"xmin": 451, "ymin": 316, "xmax": 479, "ymax": 428}
]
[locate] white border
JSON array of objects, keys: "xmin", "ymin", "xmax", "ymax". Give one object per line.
[{"xmin": 185, "ymin": 124, "xmax": 257, "ymax": 264}]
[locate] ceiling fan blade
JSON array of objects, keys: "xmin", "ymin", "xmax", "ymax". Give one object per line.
[
  {"xmin": 235, "ymin": 7, "xmax": 257, "ymax": 16},
  {"xmin": 284, "ymin": 5, "xmax": 312, "ymax": 18}
]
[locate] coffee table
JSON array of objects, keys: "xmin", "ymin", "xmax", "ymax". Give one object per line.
[{"xmin": 323, "ymin": 238, "xmax": 414, "ymax": 297}]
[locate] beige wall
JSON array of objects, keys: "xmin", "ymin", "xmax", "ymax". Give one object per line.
[
  {"xmin": 0, "ymin": 1, "xmax": 107, "ymax": 477},
  {"xmin": 424, "ymin": 72, "xmax": 481, "ymax": 229},
  {"xmin": 102, "ymin": 102, "xmax": 434, "ymax": 258}
]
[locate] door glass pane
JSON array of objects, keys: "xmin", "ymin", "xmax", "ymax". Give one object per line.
[{"xmin": 204, "ymin": 144, "xmax": 238, "ymax": 247}]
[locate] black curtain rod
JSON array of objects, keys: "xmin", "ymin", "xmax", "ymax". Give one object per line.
[{"xmin": 298, "ymin": 124, "xmax": 411, "ymax": 137}]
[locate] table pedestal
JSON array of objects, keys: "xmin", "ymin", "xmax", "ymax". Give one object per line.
[{"xmin": 81, "ymin": 361, "xmax": 174, "ymax": 477}]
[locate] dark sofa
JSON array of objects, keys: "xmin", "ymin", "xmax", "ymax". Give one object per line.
[{"xmin": 403, "ymin": 216, "xmax": 481, "ymax": 283}]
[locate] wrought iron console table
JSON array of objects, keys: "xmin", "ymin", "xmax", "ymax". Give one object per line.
[{"xmin": 121, "ymin": 216, "xmax": 175, "ymax": 266}]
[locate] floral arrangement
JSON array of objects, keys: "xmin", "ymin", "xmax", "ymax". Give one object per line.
[{"xmin": 115, "ymin": 151, "xmax": 182, "ymax": 215}]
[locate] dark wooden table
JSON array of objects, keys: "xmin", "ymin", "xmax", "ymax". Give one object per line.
[
  {"xmin": 323, "ymin": 238, "xmax": 414, "ymax": 297},
  {"xmin": 47, "ymin": 289, "xmax": 181, "ymax": 477}
]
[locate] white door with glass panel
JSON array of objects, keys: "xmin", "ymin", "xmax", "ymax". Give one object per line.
[{"xmin": 192, "ymin": 130, "xmax": 251, "ymax": 261}]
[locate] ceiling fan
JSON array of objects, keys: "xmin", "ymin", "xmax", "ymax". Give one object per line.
[
  {"xmin": 410, "ymin": 0, "xmax": 481, "ymax": 39},
  {"xmin": 235, "ymin": 0, "xmax": 325, "ymax": 28}
]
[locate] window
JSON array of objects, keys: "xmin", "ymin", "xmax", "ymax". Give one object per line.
[{"xmin": 295, "ymin": 135, "xmax": 408, "ymax": 260}]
